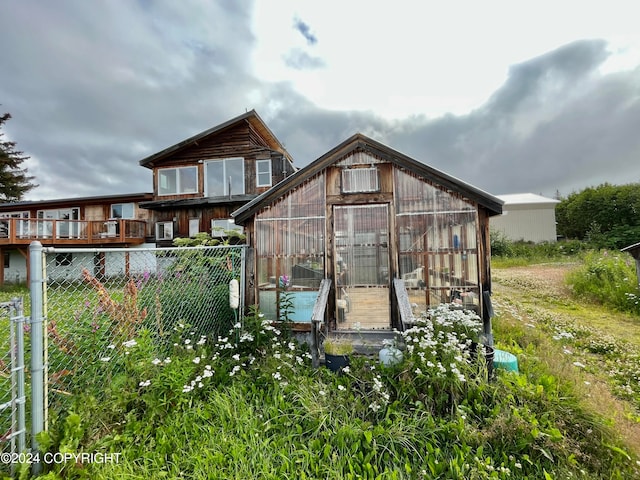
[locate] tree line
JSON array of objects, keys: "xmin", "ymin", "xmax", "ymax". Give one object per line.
[{"xmin": 556, "ymin": 182, "xmax": 640, "ymax": 249}]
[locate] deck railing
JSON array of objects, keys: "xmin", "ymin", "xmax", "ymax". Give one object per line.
[
  {"xmin": 0, "ymin": 218, "xmax": 147, "ymax": 245},
  {"xmin": 393, "ymin": 278, "xmax": 415, "ymax": 331},
  {"xmin": 310, "ymin": 279, "xmax": 332, "ymax": 368}
]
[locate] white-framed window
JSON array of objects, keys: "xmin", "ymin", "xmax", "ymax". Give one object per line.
[
  {"xmin": 256, "ymin": 159, "xmax": 272, "ymax": 187},
  {"xmin": 158, "ymin": 166, "xmax": 198, "ymax": 196},
  {"xmin": 189, "ymin": 218, "xmax": 200, "ymax": 237},
  {"xmin": 55, "ymin": 253, "xmax": 73, "ymax": 267},
  {"xmin": 37, "ymin": 207, "xmax": 80, "ymax": 238},
  {"xmin": 110, "ymin": 203, "xmax": 135, "ymax": 219},
  {"xmin": 156, "ymin": 221, "xmax": 174, "ymax": 240},
  {"xmin": 205, "ymin": 157, "xmax": 244, "ymax": 196},
  {"xmin": 341, "ymin": 167, "xmax": 379, "ymax": 193},
  {"xmin": 211, "ymin": 219, "xmax": 244, "ymax": 237}
]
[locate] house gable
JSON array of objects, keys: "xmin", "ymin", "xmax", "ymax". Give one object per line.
[
  {"xmin": 138, "ymin": 110, "xmax": 295, "ymax": 242},
  {"xmin": 139, "ymin": 110, "xmax": 293, "ymax": 169},
  {"xmin": 233, "ymin": 133, "xmax": 503, "ymax": 224}
]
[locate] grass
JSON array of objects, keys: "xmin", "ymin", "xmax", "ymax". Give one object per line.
[
  {"xmin": 491, "ymin": 258, "xmax": 640, "ymax": 460},
  {"xmin": 4, "ymin": 248, "xmax": 640, "ymax": 479}
]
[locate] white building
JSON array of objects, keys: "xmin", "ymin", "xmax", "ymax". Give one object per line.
[{"xmin": 491, "ymin": 193, "xmax": 560, "ymax": 243}]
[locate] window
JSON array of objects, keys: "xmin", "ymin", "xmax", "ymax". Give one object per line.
[
  {"xmin": 156, "ymin": 221, "xmax": 174, "ymax": 240},
  {"xmin": 37, "ymin": 208, "xmax": 80, "ymax": 238},
  {"xmin": 211, "ymin": 219, "xmax": 243, "ymax": 237},
  {"xmin": 0, "ymin": 211, "xmax": 29, "ymax": 237},
  {"xmin": 55, "ymin": 253, "xmax": 73, "ymax": 266},
  {"xmin": 205, "ymin": 158, "xmax": 244, "ymax": 196},
  {"xmin": 158, "ymin": 166, "xmax": 198, "ymax": 196},
  {"xmin": 4, "ymin": 252, "xmax": 9, "ymax": 268},
  {"xmin": 256, "ymin": 159, "xmax": 272, "ymax": 187},
  {"xmin": 341, "ymin": 167, "xmax": 379, "ymax": 193},
  {"xmin": 110, "ymin": 203, "xmax": 135, "ymax": 219},
  {"xmin": 189, "ymin": 218, "xmax": 200, "ymax": 237}
]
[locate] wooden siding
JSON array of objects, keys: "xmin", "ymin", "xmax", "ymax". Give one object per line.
[
  {"xmin": 144, "ymin": 120, "xmax": 295, "ymax": 239},
  {"xmin": 147, "ymin": 122, "xmax": 293, "ymax": 199},
  {"xmin": 151, "ymin": 205, "xmax": 242, "ymax": 239}
]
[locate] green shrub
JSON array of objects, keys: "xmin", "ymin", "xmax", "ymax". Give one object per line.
[
  {"xmin": 490, "ymin": 231, "xmax": 589, "ymax": 266},
  {"xmin": 567, "ymin": 250, "xmax": 640, "ymax": 315}
]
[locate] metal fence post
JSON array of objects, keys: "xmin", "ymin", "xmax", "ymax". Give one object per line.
[
  {"xmin": 29, "ymin": 241, "xmax": 44, "ymax": 474},
  {"xmin": 13, "ymin": 297, "xmax": 26, "ymax": 455}
]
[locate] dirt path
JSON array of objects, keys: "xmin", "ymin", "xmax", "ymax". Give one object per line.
[
  {"xmin": 492, "ymin": 263, "xmax": 640, "ymax": 344},
  {"xmin": 492, "ymin": 263, "xmax": 640, "ymax": 457}
]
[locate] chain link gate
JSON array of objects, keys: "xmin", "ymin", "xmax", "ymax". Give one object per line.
[
  {"xmin": 0, "ymin": 298, "xmax": 27, "ymax": 477},
  {"xmin": 38, "ymin": 244, "xmax": 246, "ymax": 419}
]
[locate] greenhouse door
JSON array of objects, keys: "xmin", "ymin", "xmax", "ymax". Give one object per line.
[{"xmin": 334, "ymin": 204, "xmax": 390, "ymax": 330}]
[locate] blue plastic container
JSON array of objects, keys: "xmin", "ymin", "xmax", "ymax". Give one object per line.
[{"xmin": 493, "ymin": 349, "xmax": 519, "ymax": 372}]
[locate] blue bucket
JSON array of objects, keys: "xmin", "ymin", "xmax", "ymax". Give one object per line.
[{"xmin": 493, "ymin": 349, "xmax": 519, "ymax": 373}]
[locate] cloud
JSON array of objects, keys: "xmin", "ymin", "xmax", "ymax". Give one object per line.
[
  {"xmin": 0, "ymin": 0, "xmax": 259, "ymax": 199},
  {"xmin": 269, "ymin": 39, "xmax": 640, "ymax": 198},
  {"xmin": 283, "ymin": 49, "xmax": 325, "ymax": 70},
  {"xmin": 0, "ymin": 3, "xmax": 638, "ymax": 204},
  {"xmin": 293, "ymin": 17, "xmax": 317, "ymax": 45}
]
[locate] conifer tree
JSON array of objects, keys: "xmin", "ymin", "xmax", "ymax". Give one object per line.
[{"xmin": 0, "ymin": 112, "xmax": 37, "ymax": 202}]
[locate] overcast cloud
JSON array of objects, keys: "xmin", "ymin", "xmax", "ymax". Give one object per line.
[{"xmin": 0, "ymin": 0, "xmax": 638, "ymax": 201}]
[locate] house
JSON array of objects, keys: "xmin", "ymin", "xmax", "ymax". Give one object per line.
[
  {"xmin": 0, "ymin": 192, "xmax": 153, "ymax": 284},
  {"xmin": 0, "ymin": 110, "xmax": 295, "ymax": 285},
  {"xmin": 233, "ymin": 133, "xmax": 503, "ymax": 338},
  {"xmin": 490, "ymin": 193, "xmax": 560, "ymax": 243},
  {"xmin": 138, "ymin": 110, "xmax": 295, "ymax": 244}
]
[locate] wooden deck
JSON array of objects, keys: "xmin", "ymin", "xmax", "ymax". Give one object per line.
[
  {"xmin": 337, "ymin": 286, "xmax": 391, "ymax": 330},
  {"xmin": 0, "ymin": 218, "xmax": 147, "ymax": 246}
]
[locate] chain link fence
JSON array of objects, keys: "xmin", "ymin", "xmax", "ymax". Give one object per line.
[
  {"xmin": 0, "ymin": 298, "xmax": 27, "ymax": 477},
  {"xmin": 40, "ymin": 245, "xmax": 246, "ymax": 412}
]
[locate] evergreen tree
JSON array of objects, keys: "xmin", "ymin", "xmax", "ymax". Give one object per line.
[{"xmin": 0, "ymin": 112, "xmax": 37, "ymax": 202}]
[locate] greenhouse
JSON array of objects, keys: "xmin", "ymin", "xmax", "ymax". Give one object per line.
[{"xmin": 233, "ymin": 134, "xmax": 503, "ymax": 336}]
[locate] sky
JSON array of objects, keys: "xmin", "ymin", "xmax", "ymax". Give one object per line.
[{"xmin": 0, "ymin": 0, "xmax": 639, "ymax": 201}]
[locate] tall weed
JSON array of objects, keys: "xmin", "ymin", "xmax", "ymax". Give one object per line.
[{"xmin": 567, "ymin": 250, "xmax": 640, "ymax": 315}]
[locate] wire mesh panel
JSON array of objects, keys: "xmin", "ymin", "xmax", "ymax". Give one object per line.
[{"xmin": 41, "ymin": 245, "xmax": 245, "ymax": 410}]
